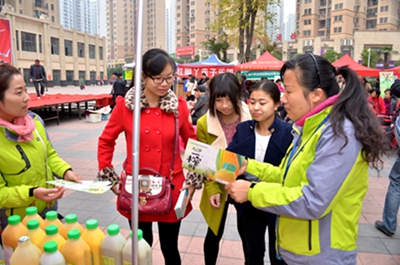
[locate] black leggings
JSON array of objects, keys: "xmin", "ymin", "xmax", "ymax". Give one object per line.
[
  {"xmin": 129, "ymin": 220, "xmax": 182, "ymax": 265},
  {"xmin": 203, "ymin": 202, "xmax": 229, "ymax": 265}
]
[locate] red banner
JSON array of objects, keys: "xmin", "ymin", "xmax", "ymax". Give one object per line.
[
  {"xmin": 0, "ymin": 19, "xmax": 12, "ymax": 64},
  {"xmin": 176, "ymin": 46, "xmax": 195, "ymax": 57},
  {"xmin": 176, "ymin": 65, "xmax": 235, "ymax": 78}
]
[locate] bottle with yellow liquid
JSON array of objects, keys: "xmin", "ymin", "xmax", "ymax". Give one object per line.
[
  {"xmin": 9, "ymin": 236, "xmax": 41, "ymax": 265},
  {"xmin": 60, "ymin": 229, "xmax": 92, "ymax": 265},
  {"xmin": 22, "ymin": 206, "xmax": 45, "ymax": 230},
  {"xmin": 64, "ymin": 213, "xmax": 84, "ymax": 234},
  {"xmin": 39, "ymin": 224, "xmax": 66, "ymax": 252},
  {"xmin": 100, "ymin": 224, "xmax": 127, "ymax": 265},
  {"xmin": 81, "ymin": 219, "xmax": 105, "ymax": 265},
  {"xmin": 39, "ymin": 241, "xmax": 66, "ymax": 265},
  {"xmin": 26, "ymin": 219, "xmax": 46, "ymax": 249},
  {"xmin": 122, "ymin": 229, "xmax": 152, "ymax": 265},
  {"xmin": 2, "ymin": 215, "xmax": 28, "ymax": 264},
  {"xmin": 43, "ymin": 211, "xmax": 68, "ymax": 239}
]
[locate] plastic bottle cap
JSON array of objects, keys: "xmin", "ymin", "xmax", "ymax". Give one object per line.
[
  {"xmin": 85, "ymin": 219, "xmax": 98, "ymax": 230},
  {"xmin": 65, "ymin": 214, "xmax": 78, "ymax": 224},
  {"xmin": 8, "ymin": 215, "xmax": 21, "ymax": 225},
  {"xmin": 18, "ymin": 236, "xmax": 30, "ymax": 243},
  {"xmin": 67, "ymin": 229, "xmax": 81, "ymax": 240},
  {"xmin": 26, "ymin": 206, "xmax": 38, "ymax": 216},
  {"xmin": 27, "ymin": 219, "xmax": 40, "ymax": 230},
  {"xmin": 44, "ymin": 241, "xmax": 58, "ymax": 253},
  {"xmin": 107, "ymin": 224, "xmax": 120, "ymax": 236},
  {"xmin": 45, "ymin": 225, "xmax": 58, "ymax": 235},
  {"xmin": 222, "ymin": 162, "xmax": 236, "ymax": 172},
  {"xmin": 45, "ymin": 211, "xmax": 58, "ymax": 221},
  {"xmin": 137, "ymin": 229, "xmax": 143, "ymax": 240}
]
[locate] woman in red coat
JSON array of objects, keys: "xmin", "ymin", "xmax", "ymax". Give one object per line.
[{"xmin": 97, "ymin": 48, "xmax": 200, "ymax": 265}]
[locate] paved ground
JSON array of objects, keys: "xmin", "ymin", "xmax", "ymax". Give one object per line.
[{"xmin": 1, "ymin": 85, "xmax": 400, "ymax": 264}]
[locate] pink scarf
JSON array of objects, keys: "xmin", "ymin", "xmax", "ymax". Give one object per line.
[{"xmin": 0, "ymin": 115, "xmax": 36, "ymax": 142}]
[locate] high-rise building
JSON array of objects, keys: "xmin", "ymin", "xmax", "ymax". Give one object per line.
[
  {"xmin": 166, "ymin": 0, "xmax": 176, "ymax": 55},
  {"xmin": 98, "ymin": 0, "xmax": 106, "ymax": 37},
  {"xmin": 0, "ymin": 0, "xmax": 59, "ymax": 24},
  {"xmin": 59, "ymin": 0, "xmax": 100, "ymax": 36},
  {"xmin": 295, "ymin": 0, "xmax": 400, "ymax": 44},
  {"xmin": 107, "ymin": 0, "xmax": 135, "ymax": 66},
  {"xmin": 284, "ymin": 13, "xmax": 296, "ymax": 41},
  {"xmin": 266, "ymin": 1, "xmax": 285, "ymax": 41}
]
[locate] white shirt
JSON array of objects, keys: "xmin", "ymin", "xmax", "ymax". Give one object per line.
[{"xmin": 254, "ymin": 129, "xmax": 271, "ymax": 161}]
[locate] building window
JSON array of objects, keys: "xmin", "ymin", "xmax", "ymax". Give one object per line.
[
  {"xmin": 77, "ymin": 42, "xmax": 85, "ymax": 58},
  {"xmin": 51, "ymin": 4, "xmax": 54, "ymax": 10},
  {"xmin": 89, "ymin": 44, "xmax": 95, "ymax": 59},
  {"xmin": 16, "ymin": 30, "xmax": 19, "ymax": 51},
  {"xmin": 333, "ymin": 27, "xmax": 342, "ymax": 33},
  {"xmin": 38, "ymin": 35, "xmax": 42, "ymax": 53},
  {"xmin": 379, "ymin": 17, "xmax": 388, "ymax": 23},
  {"xmin": 51, "ymin": 16, "xmax": 54, "ymax": 22},
  {"xmin": 304, "ymin": 19, "xmax": 311, "ymax": 25},
  {"xmin": 99, "ymin": 46, "xmax": 103, "ymax": 60},
  {"xmin": 51, "ymin": 37, "xmax": 59, "ymax": 55},
  {"xmin": 334, "ymin": 3, "xmax": 343, "ymax": 10},
  {"xmin": 64, "ymin": 40, "xmax": 73, "ymax": 56},
  {"xmin": 303, "ymin": 30, "xmax": 311, "ymax": 36},
  {"xmin": 21, "ymin": 32, "xmax": 37, "ymax": 52},
  {"xmin": 52, "ymin": 70, "xmax": 60, "ymax": 86},
  {"xmin": 304, "ymin": 8, "xmax": 311, "ymax": 15},
  {"xmin": 379, "ymin": 6, "xmax": 388, "ymax": 12},
  {"xmin": 334, "ymin": 15, "xmax": 342, "ymax": 22},
  {"xmin": 305, "ymin": 0, "xmax": 312, "ymax": 3},
  {"xmin": 19, "ymin": 10, "xmax": 22, "ymax": 14},
  {"xmin": 66, "ymin": 70, "xmax": 74, "ymax": 85}
]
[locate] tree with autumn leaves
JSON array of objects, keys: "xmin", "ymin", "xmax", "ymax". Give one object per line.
[{"xmin": 209, "ymin": 0, "xmax": 280, "ymax": 63}]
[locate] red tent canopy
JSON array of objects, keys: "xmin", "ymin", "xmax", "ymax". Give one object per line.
[
  {"xmin": 386, "ymin": 66, "xmax": 400, "ymax": 77},
  {"xmin": 234, "ymin": 51, "xmax": 284, "ymax": 71},
  {"xmin": 332, "ymin": 54, "xmax": 380, "ymax": 77}
]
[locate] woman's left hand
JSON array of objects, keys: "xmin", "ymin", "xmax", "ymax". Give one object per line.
[
  {"xmin": 64, "ymin": 170, "xmax": 82, "ymax": 183},
  {"xmin": 225, "ymin": 180, "xmax": 251, "ymax": 203},
  {"xmin": 181, "ymin": 184, "xmax": 196, "ymax": 206}
]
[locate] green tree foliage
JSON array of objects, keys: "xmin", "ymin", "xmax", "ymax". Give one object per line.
[
  {"xmin": 395, "ymin": 60, "xmax": 400, "ymax": 67},
  {"xmin": 379, "ymin": 46, "xmax": 399, "ymax": 69},
  {"xmin": 202, "ymin": 33, "xmax": 230, "ymax": 62},
  {"xmin": 361, "ymin": 48, "xmax": 377, "ymax": 68},
  {"xmin": 322, "ymin": 50, "xmax": 342, "ymax": 63},
  {"xmin": 189, "ymin": 55, "xmax": 200, "ymax": 63},
  {"xmin": 209, "ymin": 0, "xmax": 280, "ymax": 63},
  {"xmin": 107, "ymin": 66, "xmax": 123, "ymax": 78},
  {"xmin": 174, "ymin": 58, "xmax": 185, "ymax": 64}
]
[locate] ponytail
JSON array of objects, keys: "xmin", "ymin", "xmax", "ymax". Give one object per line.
[{"xmin": 330, "ymin": 66, "xmax": 389, "ymax": 169}]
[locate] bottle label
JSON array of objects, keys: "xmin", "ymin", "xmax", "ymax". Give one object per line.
[
  {"xmin": 123, "ymin": 262, "xmax": 132, "ymax": 265},
  {"xmin": 101, "ymin": 255, "xmax": 115, "ymax": 265},
  {"xmin": 3, "ymin": 245, "xmax": 13, "ymax": 265}
]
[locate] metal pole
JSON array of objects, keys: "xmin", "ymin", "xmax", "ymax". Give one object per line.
[
  {"xmin": 131, "ymin": 0, "xmax": 144, "ymax": 264},
  {"xmin": 368, "ymin": 48, "xmax": 371, "ymax": 68}
]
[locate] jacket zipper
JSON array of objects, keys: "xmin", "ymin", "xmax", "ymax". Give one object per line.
[{"xmin": 308, "ymin": 220, "xmax": 312, "ymax": 251}]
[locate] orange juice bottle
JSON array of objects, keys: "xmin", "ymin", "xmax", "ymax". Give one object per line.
[
  {"xmin": 64, "ymin": 213, "xmax": 84, "ymax": 234},
  {"xmin": 122, "ymin": 230, "xmax": 152, "ymax": 265},
  {"xmin": 39, "ymin": 241, "xmax": 66, "ymax": 265},
  {"xmin": 22, "ymin": 206, "xmax": 45, "ymax": 229},
  {"xmin": 100, "ymin": 224, "xmax": 126, "ymax": 265},
  {"xmin": 26, "ymin": 219, "xmax": 46, "ymax": 249},
  {"xmin": 2, "ymin": 215, "xmax": 28, "ymax": 264},
  {"xmin": 81, "ymin": 219, "xmax": 105, "ymax": 265},
  {"xmin": 39, "ymin": 224, "xmax": 66, "ymax": 252},
  {"xmin": 43, "ymin": 210, "xmax": 68, "ymax": 239},
  {"xmin": 9, "ymin": 236, "xmax": 41, "ymax": 265},
  {"xmin": 60, "ymin": 229, "xmax": 92, "ymax": 265}
]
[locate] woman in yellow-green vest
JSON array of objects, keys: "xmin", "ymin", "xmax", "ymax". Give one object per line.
[{"xmin": 227, "ymin": 54, "xmax": 388, "ymax": 265}]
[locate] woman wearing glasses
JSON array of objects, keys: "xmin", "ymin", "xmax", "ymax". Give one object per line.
[
  {"xmin": 226, "ymin": 54, "xmax": 388, "ymax": 264},
  {"xmin": 0, "ymin": 64, "xmax": 82, "ymax": 232},
  {"xmin": 97, "ymin": 48, "xmax": 199, "ymax": 265}
]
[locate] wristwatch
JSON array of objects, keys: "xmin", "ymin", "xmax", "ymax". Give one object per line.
[{"xmin": 250, "ymin": 182, "xmax": 257, "ymax": 189}]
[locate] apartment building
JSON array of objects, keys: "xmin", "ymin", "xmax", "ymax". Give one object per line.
[
  {"xmin": 294, "ymin": 0, "xmax": 400, "ymax": 56},
  {"xmin": 1, "ymin": 0, "xmax": 59, "ymax": 23},
  {"xmin": 175, "ymin": 0, "xmax": 216, "ymax": 61}
]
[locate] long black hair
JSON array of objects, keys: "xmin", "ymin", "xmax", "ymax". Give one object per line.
[
  {"xmin": 208, "ymin": 72, "xmax": 242, "ymax": 117},
  {"xmin": 280, "ymin": 54, "xmax": 388, "ymax": 169}
]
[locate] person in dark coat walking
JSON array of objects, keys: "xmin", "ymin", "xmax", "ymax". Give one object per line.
[
  {"xmin": 29, "ymin": 59, "xmax": 46, "ymax": 98},
  {"xmin": 110, "ymin": 72, "xmax": 126, "ymax": 109},
  {"xmin": 190, "ymin": 85, "xmax": 209, "ymax": 125}
]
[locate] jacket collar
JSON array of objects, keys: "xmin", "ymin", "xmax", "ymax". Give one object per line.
[
  {"xmin": 207, "ymin": 102, "xmax": 252, "ymax": 148},
  {"xmin": 248, "ymin": 115, "xmax": 282, "ymax": 134},
  {"xmin": 124, "ymin": 87, "xmax": 178, "ymax": 113}
]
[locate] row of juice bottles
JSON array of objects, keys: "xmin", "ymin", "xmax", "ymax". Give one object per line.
[{"xmin": 2, "ymin": 206, "xmax": 152, "ymax": 265}]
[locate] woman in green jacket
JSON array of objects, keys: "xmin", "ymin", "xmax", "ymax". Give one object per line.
[
  {"xmin": 196, "ymin": 72, "xmax": 251, "ymax": 265},
  {"xmin": 0, "ymin": 64, "xmax": 82, "ymax": 231},
  {"xmin": 226, "ymin": 54, "xmax": 388, "ymax": 264}
]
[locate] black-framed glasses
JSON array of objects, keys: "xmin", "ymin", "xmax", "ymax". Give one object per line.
[
  {"xmin": 309, "ymin": 53, "xmax": 321, "ymax": 90},
  {"xmin": 148, "ymin": 75, "xmax": 175, "ymax": 84}
]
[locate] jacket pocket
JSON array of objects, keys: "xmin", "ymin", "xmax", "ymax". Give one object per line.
[{"xmin": 279, "ymin": 217, "xmax": 321, "ymax": 256}]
